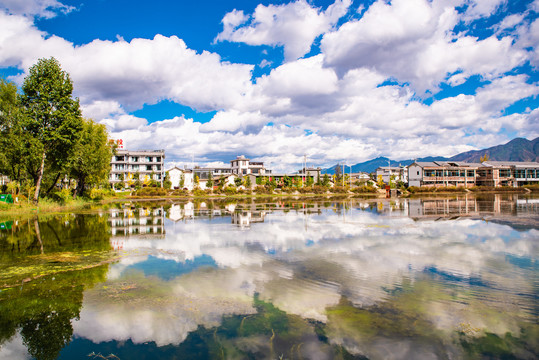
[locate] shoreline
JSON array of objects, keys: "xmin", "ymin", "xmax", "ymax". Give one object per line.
[{"xmin": 1, "ymin": 188, "xmax": 537, "ymax": 219}]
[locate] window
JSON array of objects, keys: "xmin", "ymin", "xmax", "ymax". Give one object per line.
[
  {"xmin": 156, "ymin": 157, "xmax": 161, "ymax": 162},
  {"xmin": 131, "ymin": 156, "xmax": 139, "ymax": 162},
  {"xmin": 417, "ymin": 171, "xmax": 419, "ymax": 175},
  {"xmin": 146, "ymin": 165, "xmax": 152, "ymax": 171},
  {"xmin": 116, "ymin": 156, "xmax": 124, "ymax": 161},
  {"xmin": 156, "ymin": 165, "xmax": 161, "ymax": 171},
  {"xmin": 146, "ymin": 156, "xmax": 152, "ymax": 163}
]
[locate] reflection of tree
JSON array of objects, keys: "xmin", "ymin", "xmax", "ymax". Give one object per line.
[
  {"xmin": 0, "ymin": 265, "xmax": 108, "ymax": 360},
  {"xmin": 0, "ymin": 214, "xmax": 111, "ymax": 259}
]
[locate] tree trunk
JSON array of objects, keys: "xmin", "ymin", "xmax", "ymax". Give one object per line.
[
  {"xmin": 34, "ymin": 219, "xmax": 44, "ymax": 255},
  {"xmin": 33, "ymin": 151, "xmax": 46, "ymax": 204},
  {"xmin": 75, "ymin": 177, "xmax": 85, "ymax": 198},
  {"xmin": 45, "ymin": 172, "xmax": 62, "ymax": 196}
]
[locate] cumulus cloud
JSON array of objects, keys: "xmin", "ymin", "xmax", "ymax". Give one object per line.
[
  {"xmin": 0, "ymin": 12, "xmax": 254, "ymax": 112},
  {"xmin": 0, "ymin": 1, "xmax": 536, "ymax": 172},
  {"xmin": 0, "ymin": 0, "xmax": 74, "ymax": 19},
  {"xmin": 320, "ymin": 0, "xmax": 527, "ymax": 94},
  {"xmin": 215, "ymin": 0, "xmax": 351, "ymax": 61}
]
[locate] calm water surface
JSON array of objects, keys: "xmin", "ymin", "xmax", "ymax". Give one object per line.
[{"xmin": 0, "ymin": 194, "xmax": 538, "ymax": 360}]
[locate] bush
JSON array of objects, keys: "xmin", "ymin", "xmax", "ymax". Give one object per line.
[
  {"xmin": 170, "ymin": 189, "xmax": 189, "ymax": 196},
  {"xmin": 352, "ymin": 185, "xmax": 377, "ymax": 194},
  {"xmin": 88, "ymin": 188, "xmax": 108, "ymax": 200},
  {"xmin": 50, "ymin": 188, "xmax": 72, "ymax": 204},
  {"xmin": 133, "ymin": 187, "xmax": 167, "ymax": 197},
  {"xmin": 223, "ymin": 186, "xmax": 237, "ymax": 195},
  {"xmin": 255, "ymin": 186, "xmax": 272, "ymax": 194},
  {"xmin": 330, "ymin": 186, "xmax": 348, "ymax": 194},
  {"xmin": 193, "ymin": 189, "xmax": 206, "ymax": 197},
  {"xmin": 470, "ymin": 186, "xmax": 525, "ymax": 192}
]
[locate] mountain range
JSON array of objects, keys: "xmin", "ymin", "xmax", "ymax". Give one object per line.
[{"xmin": 322, "ymin": 137, "xmax": 539, "ymax": 174}]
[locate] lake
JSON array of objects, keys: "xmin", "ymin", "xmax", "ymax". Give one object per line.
[{"xmin": 0, "ymin": 194, "xmax": 537, "ymax": 359}]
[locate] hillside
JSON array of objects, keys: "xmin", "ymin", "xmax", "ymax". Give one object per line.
[
  {"xmin": 322, "ymin": 137, "xmax": 538, "ymax": 174},
  {"xmin": 449, "ymin": 137, "xmax": 539, "ymax": 162}
]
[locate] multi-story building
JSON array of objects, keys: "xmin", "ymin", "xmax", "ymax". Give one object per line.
[
  {"xmin": 376, "ymin": 166, "xmax": 408, "ymax": 184},
  {"xmin": 407, "ymin": 161, "xmax": 539, "ymax": 187},
  {"xmin": 110, "ymin": 149, "xmax": 165, "ymax": 188},
  {"xmin": 297, "ymin": 167, "xmax": 322, "ymax": 183},
  {"xmin": 230, "ymin": 155, "xmax": 269, "ymax": 175}
]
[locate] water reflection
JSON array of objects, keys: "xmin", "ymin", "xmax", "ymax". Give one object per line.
[{"xmin": 0, "ymin": 195, "xmax": 537, "ymax": 359}]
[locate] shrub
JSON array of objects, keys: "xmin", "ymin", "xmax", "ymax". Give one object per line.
[
  {"xmin": 170, "ymin": 189, "xmax": 189, "ymax": 196},
  {"xmin": 223, "ymin": 186, "xmax": 237, "ymax": 195},
  {"xmin": 523, "ymin": 184, "xmax": 539, "ymax": 192},
  {"xmin": 133, "ymin": 187, "xmax": 167, "ymax": 197},
  {"xmin": 193, "ymin": 189, "xmax": 206, "ymax": 197},
  {"xmin": 352, "ymin": 185, "xmax": 377, "ymax": 194},
  {"xmin": 50, "ymin": 188, "xmax": 72, "ymax": 204},
  {"xmin": 331, "ymin": 186, "xmax": 348, "ymax": 194},
  {"xmin": 89, "ymin": 188, "xmax": 107, "ymax": 200}
]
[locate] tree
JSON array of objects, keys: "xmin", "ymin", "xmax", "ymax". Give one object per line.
[
  {"xmin": 0, "ymin": 79, "xmax": 42, "ymax": 186},
  {"xmin": 335, "ymin": 164, "xmax": 342, "ymax": 183},
  {"xmin": 283, "ymin": 175, "xmax": 292, "ymax": 187},
  {"xmin": 480, "ymin": 153, "xmax": 489, "ymax": 163},
  {"xmin": 179, "ymin": 173, "xmax": 185, "ymax": 188},
  {"xmin": 68, "ymin": 119, "xmax": 113, "ymax": 197},
  {"xmin": 163, "ymin": 171, "xmax": 172, "ymax": 189},
  {"xmin": 322, "ymin": 174, "xmax": 330, "ymax": 187},
  {"xmin": 234, "ymin": 177, "xmax": 243, "ymax": 187},
  {"xmin": 306, "ymin": 175, "xmax": 314, "ymax": 187},
  {"xmin": 245, "ymin": 176, "xmax": 252, "ymax": 188},
  {"xmin": 206, "ymin": 171, "xmax": 213, "ymax": 189},
  {"xmin": 20, "ymin": 58, "xmax": 83, "ymax": 204}
]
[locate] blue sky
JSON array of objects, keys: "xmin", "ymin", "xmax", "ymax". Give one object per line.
[{"xmin": 0, "ymin": 0, "xmax": 538, "ymax": 171}]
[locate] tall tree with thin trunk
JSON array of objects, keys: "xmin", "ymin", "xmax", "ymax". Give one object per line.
[{"xmin": 20, "ymin": 58, "xmax": 82, "ymax": 204}]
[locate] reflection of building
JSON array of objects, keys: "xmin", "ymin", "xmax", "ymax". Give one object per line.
[
  {"xmin": 168, "ymin": 203, "xmax": 194, "ymax": 221},
  {"xmin": 110, "ymin": 149, "xmax": 165, "ymax": 187},
  {"xmin": 108, "ymin": 206, "xmax": 165, "ymax": 237},
  {"xmin": 407, "ymin": 194, "xmax": 525, "ymax": 219},
  {"xmin": 231, "ymin": 210, "xmax": 266, "ymax": 228}
]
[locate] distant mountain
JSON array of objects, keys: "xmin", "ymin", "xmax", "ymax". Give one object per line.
[
  {"xmin": 449, "ymin": 137, "xmax": 539, "ymax": 162},
  {"xmin": 322, "ymin": 137, "xmax": 538, "ymax": 174},
  {"xmin": 323, "ymin": 156, "xmax": 448, "ymax": 174}
]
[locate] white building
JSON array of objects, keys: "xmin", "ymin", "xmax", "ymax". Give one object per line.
[
  {"xmin": 375, "ymin": 166, "xmax": 407, "ymax": 184},
  {"xmin": 110, "ymin": 149, "xmax": 165, "ymax": 188},
  {"xmin": 230, "ymin": 155, "xmax": 269, "ymax": 175}
]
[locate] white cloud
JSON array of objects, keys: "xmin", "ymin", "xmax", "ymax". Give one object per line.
[
  {"xmin": 215, "ymin": 0, "xmax": 351, "ymax": 61},
  {"xmin": 0, "ymin": 12, "xmax": 254, "ymax": 112},
  {"xmin": 320, "ymin": 0, "xmax": 527, "ymax": 94},
  {"xmin": 464, "ymin": 0, "xmax": 506, "ymax": 20},
  {"xmin": 0, "ymin": 0, "xmax": 74, "ymax": 19}
]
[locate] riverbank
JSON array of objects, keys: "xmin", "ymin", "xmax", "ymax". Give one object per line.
[{"xmin": 1, "ymin": 185, "xmax": 537, "ymax": 218}]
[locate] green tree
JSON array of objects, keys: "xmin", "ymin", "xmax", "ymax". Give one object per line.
[
  {"xmin": 234, "ymin": 177, "xmax": 243, "ymax": 187},
  {"xmin": 163, "ymin": 171, "xmax": 172, "ymax": 189},
  {"xmin": 68, "ymin": 119, "xmax": 113, "ymax": 197},
  {"xmin": 335, "ymin": 164, "xmax": 342, "ymax": 183},
  {"xmin": 179, "ymin": 173, "xmax": 185, "ymax": 188},
  {"xmin": 244, "ymin": 176, "xmax": 252, "ymax": 189},
  {"xmin": 283, "ymin": 175, "xmax": 292, "ymax": 187},
  {"xmin": 0, "ymin": 79, "xmax": 42, "ymax": 186},
  {"xmin": 306, "ymin": 175, "xmax": 314, "ymax": 187},
  {"xmin": 322, "ymin": 173, "xmax": 330, "ymax": 187},
  {"xmin": 20, "ymin": 58, "xmax": 83, "ymax": 204},
  {"xmin": 206, "ymin": 171, "xmax": 213, "ymax": 189}
]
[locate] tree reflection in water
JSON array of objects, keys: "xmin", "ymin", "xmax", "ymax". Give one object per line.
[{"xmin": 0, "ymin": 213, "xmax": 112, "ymax": 360}]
